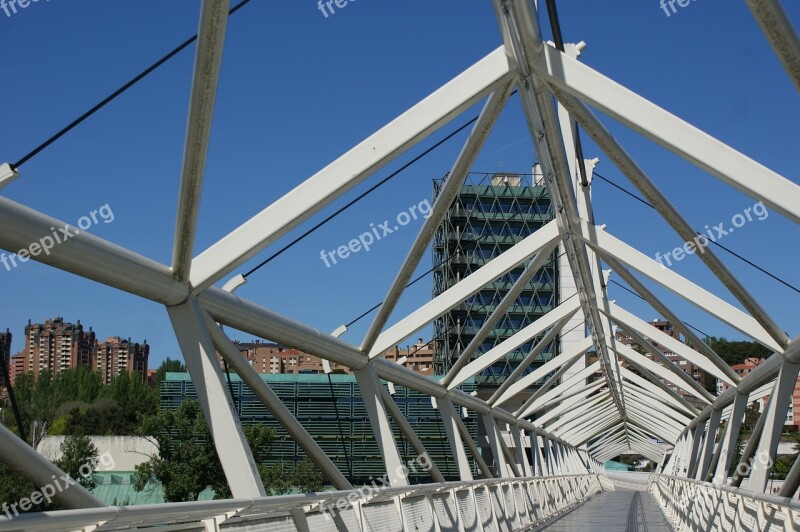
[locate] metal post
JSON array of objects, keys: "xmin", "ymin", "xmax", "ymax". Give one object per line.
[
  {"xmin": 353, "ymin": 366, "xmax": 409, "ymax": 487},
  {"xmin": 697, "ymin": 409, "xmax": 722, "ymax": 481},
  {"xmin": 512, "ymin": 426, "xmax": 533, "ymax": 477},
  {"xmin": 168, "ymin": 298, "xmax": 265, "ymax": 497},
  {"xmin": 204, "ymin": 312, "xmax": 353, "ymax": 490},
  {"xmin": 749, "ymin": 361, "xmax": 800, "ymax": 491},
  {"xmin": 482, "ymin": 414, "xmax": 512, "ymax": 477},
  {"xmin": 732, "ymin": 391, "xmax": 775, "ymax": 487},
  {"xmin": 437, "ymin": 397, "xmax": 473, "ymax": 481},
  {"xmin": 713, "ymin": 392, "xmax": 748, "ymax": 485},
  {"xmin": 685, "ymin": 423, "xmax": 704, "ymax": 479},
  {"xmin": 379, "ymin": 387, "xmax": 446, "ymax": 483}
]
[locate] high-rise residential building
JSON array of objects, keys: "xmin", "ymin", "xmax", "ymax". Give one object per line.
[
  {"xmin": 0, "ymin": 330, "xmax": 11, "ymax": 388},
  {"xmin": 12, "ymin": 318, "xmax": 96, "ymax": 382},
  {"xmin": 96, "ymin": 337, "xmax": 150, "ymax": 385},
  {"xmin": 432, "ymin": 172, "xmax": 558, "ymax": 391},
  {"xmin": 8, "ymin": 319, "xmax": 150, "ymax": 384}
]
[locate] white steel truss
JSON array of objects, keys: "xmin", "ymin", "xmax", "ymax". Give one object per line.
[{"xmin": 0, "ymin": 0, "xmax": 798, "ymax": 529}]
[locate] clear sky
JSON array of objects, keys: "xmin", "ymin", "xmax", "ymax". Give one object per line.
[{"xmin": 1, "ymin": 0, "xmax": 798, "ymax": 368}]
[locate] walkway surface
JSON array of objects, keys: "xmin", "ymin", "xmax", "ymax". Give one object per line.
[{"xmin": 542, "ymin": 489, "xmax": 673, "ymax": 531}]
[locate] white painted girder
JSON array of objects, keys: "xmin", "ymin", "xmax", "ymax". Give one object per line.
[
  {"xmin": 535, "ymin": 380, "xmax": 607, "ymax": 425},
  {"xmin": 582, "ymin": 224, "xmax": 783, "ymax": 353},
  {"xmin": 518, "ymin": 361, "xmax": 602, "ymax": 417},
  {"xmin": 532, "ymin": 42, "xmax": 800, "ymax": 227},
  {"xmin": 618, "ymin": 366, "xmax": 698, "ymax": 417},
  {"xmin": 492, "ymin": 336, "xmax": 594, "ymax": 404},
  {"xmin": 609, "ymin": 341, "xmax": 712, "ymax": 402},
  {"xmin": 190, "ymin": 46, "xmax": 515, "ymax": 291},
  {"xmin": 557, "ymin": 408, "xmax": 619, "ymax": 443},
  {"xmin": 609, "ymin": 303, "xmax": 739, "ymax": 386},
  {"xmin": 543, "ymin": 394, "xmax": 613, "ymax": 433},
  {"xmin": 369, "ymin": 221, "xmax": 561, "ymax": 358}
]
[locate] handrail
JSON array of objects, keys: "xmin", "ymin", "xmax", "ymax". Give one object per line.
[
  {"xmin": 651, "ymin": 473, "xmax": 800, "ymax": 511},
  {"xmin": 0, "ymin": 474, "xmax": 608, "ymax": 532},
  {"xmin": 649, "ymin": 473, "xmax": 800, "ymax": 531}
]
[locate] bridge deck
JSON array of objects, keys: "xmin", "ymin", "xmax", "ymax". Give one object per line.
[{"xmin": 542, "ymin": 489, "xmax": 673, "ymax": 531}]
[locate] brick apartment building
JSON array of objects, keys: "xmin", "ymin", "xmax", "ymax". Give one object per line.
[
  {"xmin": 95, "ymin": 337, "xmax": 150, "ymax": 385},
  {"xmin": 11, "ymin": 318, "xmax": 97, "ymax": 384},
  {"xmin": 7, "ymin": 318, "xmax": 149, "ymax": 385},
  {"xmin": 219, "ymin": 338, "xmax": 434, "ymax": 376},
  {"xmin": 614, "ymin": 319, "xmax": 709, "ymax": 396}
]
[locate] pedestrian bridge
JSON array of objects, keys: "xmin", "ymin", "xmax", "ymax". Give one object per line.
[
  {"xmin": 0, "ymin": 0, "xmax": 798, "ymax": 530},
  {"xmin": 3, "ymin": 472, "xmax": 800, "ymax": 530}
]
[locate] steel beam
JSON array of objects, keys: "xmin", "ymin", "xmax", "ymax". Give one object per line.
[
  {"xmin": 360, "ymin": 81, "xmax": 514, "ymax": 355},
  {"xmin": 488, "ymin": 313, "xmax": 575, "ymax": 405},
  {"xmin": 0, "ymin": 424, "xmax": 103, "ymax": 510},
  {"xmin": 583, "ymin": 224, "xmax": 782, "ymax": 353},
  {"xmin": 438, "ymin": 398, "xmax": 474, "ymax": 481},
  {"xmin": 710, "ymin": 394, "xmax": 746, "ymax": 484},
  {"xmin": 748, "ymin": 361, "xmax": 800, "ymax": 491},
  {"xmin": 204, "ymin": 312, "xmax": 353, "ymax": 490},
  {"xmin": 353, "ymin": 366, "xmax": 409, "ymax": 487},
  {"xmin": 493, "ymin": 336, "xmax": 593, "ymax": 406},
  {"xmin": 369, "ymin": 220, "xmax": 560, "ymax": 358},
  {"xmin": 171, "ymin": 0, "xmax": 230, "ymax": 281},
  {"xmin": 379, "ymin": 387, "xmax": 446, "ymax": 483},
  {"xmin": 0, "ymin": 197, "xmax": 188, "ymax": 306},
  {"xmin": 745, "ymin": 0, "xmax": 800, "ymax": 92},
  {"xmin": 549, "ymin": 87, "xmax": 788, "ymax": 350},
  {"xmin": 534, "ymin": 42, "xmax": 800, "ymax": 226},
  {"xmin": 189, "ymin": 47, "xmax": 514, "ymax": 291},
  {"xmin": 496, "ymin": 0, "xmax": 627, "ymax": 428},
  {"xmin": 168, "ymin": 298, "xmax": 265, "ymax": 497}
]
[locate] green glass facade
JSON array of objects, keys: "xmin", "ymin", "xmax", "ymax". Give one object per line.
[
  {"xmin": 161, "ymin": 373, "xmax": 479, "ymax": 485},
  {"xmin": 433, "ymin": 174, "xmax": 558, "ymax": 387}
]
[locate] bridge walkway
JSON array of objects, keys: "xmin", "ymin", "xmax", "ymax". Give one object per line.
[{"xmin": 541, "ymin": 488, "xmax": 673, "ymax": 531}]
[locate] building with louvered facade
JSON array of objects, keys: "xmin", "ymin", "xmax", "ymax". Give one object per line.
[
  {"xmin": 161, "ymin": 372, "xmax": 479, "ymax": 485},
  {"xmin": 432, "ymin": 172, "xmax": 559, "ymax": 393}
]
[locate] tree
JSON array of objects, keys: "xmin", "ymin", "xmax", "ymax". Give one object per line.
[
  {"xmin": 728, "ymin": 439, "xmax": 744, "ymax": 477},
  {"xmin": 744, "ymin": 402, "xmax": 761, "ymax": 432},
  {"xmin": 702, "ymin": 370, "xmax": 718, "ymax": 395},
  {"xmin": 134, "ymin": 401, "xmax": 326, "ymax": 502},
  {"xmin": 153, "ymin": 358, "xmax": 186, "ymax": 386},
  {"xmin": 289, "ymin": 458, "xmax": 325, "ymax": 493},
  {"xmin": 244, "ymin": 424, "xmax": 324, "ymax": 495},
  {"xmin": 705, "ymin": 337, "xmax": 770, "ymax": 366},
  {"xmin": 0, "ymin": 464, "xmax": 38, "ymax": 514},
  {"xmin": 134, "ymin": 400, "xmax": 223, "ymax": 502},
  {"xmin": 55, "ymin": 435, "xmax": 99, "ymax": 491}
]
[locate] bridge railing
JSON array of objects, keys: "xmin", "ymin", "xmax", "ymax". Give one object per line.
[
  {"xmin": 0, "ymin": 474, "xmax": 607, "ymax": 532},
  {"xmin": 649, "ymin": 474, "xmax": 800, "ymax": 531}
]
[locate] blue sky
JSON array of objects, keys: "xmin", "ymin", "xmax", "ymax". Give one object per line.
[{"xmin": 1, "ymin": 0, "xmax": 797, "ymax": 368}]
